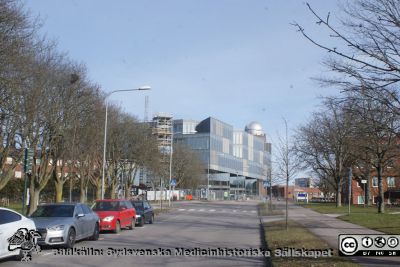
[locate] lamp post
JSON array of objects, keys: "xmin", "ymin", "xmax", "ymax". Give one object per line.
[
  {"xmin": 168, "ymin": 125, "xmax": 173, "ymax": 207},
  {"xmin": 207, "ymin": 155, "xmax": 210, "ymax": 200},
  {"xmin": 101, "ymin": 85, "xmax": 151, "ymax": 199}
]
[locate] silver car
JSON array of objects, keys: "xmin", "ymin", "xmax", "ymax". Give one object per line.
[{"xmin": 30, "ymin": 203, "xmax": 100, "ymax": 248}]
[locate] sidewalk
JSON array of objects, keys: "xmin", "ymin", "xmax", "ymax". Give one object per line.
[{"xmin": 261, "ymin": 202, "xmax": 400, "ymax": 267}]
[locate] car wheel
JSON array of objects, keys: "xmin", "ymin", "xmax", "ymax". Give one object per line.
[
  {"xmin": 90, "ymin": 223, "xmax": 100, "ymax": 241},
  {"xmin": 114, "ymin": 220, "xmax": 121, "ymax": 233},
  {"xmin": 65, "ymin": 228, "xmax": 76, "ymax": 248},
  {"xmin": 128, "ymin": 218, "xmax": 135, "ymax": 230},
  {"xmin": 149, "ymin": 214, "xmax": 154, "ymax": 224}
]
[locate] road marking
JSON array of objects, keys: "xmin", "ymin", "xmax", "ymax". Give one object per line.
[
  {"xmin": 178, "ymin": 209, "xmax": 185, "ymax": 211},
  {"xmin": 209, "ymin": 209, "xmax": 216, "ymax": 212},
  {"xmin": 242, "ymin": 210, "xmax": 247, "ymax": 213},
  {"xmin": 251, "ymin": 211, "xmax": 256, "ymax": 213},
  {"xmin": 188, "ymin": 209, "xmax": 195, "ymax": 211},
  {"xmin": 42, "ymin": 252, "xmax": 52, "ymax": 256},
  {"xmin": 199, "ymin": 209, "xmax": 205, "ymax": 212},
  {"xmin": 233, "ymin": 210, "xmax": 237, "ymax": 212}
]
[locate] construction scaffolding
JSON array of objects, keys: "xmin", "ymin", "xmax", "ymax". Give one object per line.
[{"xmin": 151, "ymin": 113, "xmax": 173, "ymax": 157}]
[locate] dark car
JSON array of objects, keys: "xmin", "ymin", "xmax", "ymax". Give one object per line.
[{"xmin": 130, "ymin": 200, "xmax": 154, "ymax": 226}]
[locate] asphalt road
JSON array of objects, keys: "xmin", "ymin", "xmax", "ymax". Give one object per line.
[{"xmin": 0, "ymin": 201, "xmax": 266, "ymax": 267}]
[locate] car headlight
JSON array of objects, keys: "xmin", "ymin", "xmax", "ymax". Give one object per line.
[
  {"xmin": 102, "ymin": 216, "xmax": 115, "ymax": 222},
  {"xmin": 47, "ymin": 225, "xmax": 65, "ymax": 231},
  {"xmin": 135, "ymin": 214, "xmax": 141, "ymax": 218}
]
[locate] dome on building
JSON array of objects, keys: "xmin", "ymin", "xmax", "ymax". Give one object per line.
[{"xmin": 245, "ymin": 121, "xmax": 264, "ymax": 136}]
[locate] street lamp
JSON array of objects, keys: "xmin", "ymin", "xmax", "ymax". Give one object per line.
[{"xmin": 101, "ymin": 85, "xmax": 151, "ymax": 199}]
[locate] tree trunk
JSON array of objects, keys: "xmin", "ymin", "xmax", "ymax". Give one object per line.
[
  {"xmin": 95, "ymin": 185, "xmax": 101, "ymax": 200},
  {"xmin": 55, "ymin": 179, "xmax": 64, "ymax": 202},
  {"xmin": 336, "ymin": 183, "xmax": 342, "ymax": 207},
  {"xmin": 285, "ymin": 174, "xmax": 289, "ymax": 231},
  {"xmin": 365, "ymin": 173, "xmax": 371, "ymax": 206},
  {"xmin": 80, "ymin": 176, "xmax": 86, "ymax": 203},
  {"xmin": 80, "ymin": 186, "xmax": 87, "ymax": 203},
  {"xmin": 0, "ymin": 170, "xmax": 15, "ymax": 191},
  {"xmin": 28, "ymin": 177, "xmax": 40, "ymax": 215},
  {"xmin": 377, "ymin": 165, "xmax": 384, "ymax": 213},
  {"xmin": 125, "ymin": 180, "xmax": 130, "ymax": 199},
  {"xmin": 110, "ymin": 182, "xmax": 116, "ymax": 199}
]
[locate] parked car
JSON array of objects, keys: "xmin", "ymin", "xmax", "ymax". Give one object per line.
[
  {"xmin": 130, "ymin": 200, "xmax": 154, "ymax": 226},
  {"xmin": 92, "ymin": 199, "xmax": 136, "ymax": 233},
  {"xmin": 0, "ymin": 208, "xmax": 36, "ymax": 261},
  {"xmin": 30, "ymin": 203, "xmax": 100, "ymax": 248}
]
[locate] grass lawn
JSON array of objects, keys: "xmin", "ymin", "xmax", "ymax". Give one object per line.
[
  {"xmin": 340, "ymin": 213, "xmax": 400, "ymax": 234},
  {"xmin": 264, "ymin": 220, "xmax": 359, "ymax": 267},
  {"xmin": 300, "ymin": 202, "xmax": 400, "ymax": 214},
  {"xmin": 301, "ymin": 202, "xmax": 400, "ymax": 234}
]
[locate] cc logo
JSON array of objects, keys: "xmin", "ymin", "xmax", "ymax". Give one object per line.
[{"xmin": 341, "ymin": 237, "xmax": 358, "ymax": 255}]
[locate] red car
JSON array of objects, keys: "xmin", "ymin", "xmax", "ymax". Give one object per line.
[{"xmin": 92, "ymin": 199, "xmax": 136, "ymax": 233}]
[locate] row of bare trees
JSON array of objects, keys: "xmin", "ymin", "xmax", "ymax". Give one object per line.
[
  {"xmin": 0, "ymin": 0, "xmax": 205, "ymax": 214},
  {"xmin": 291, "ymin": 0, "xmax": 400, "ymax": 213}
]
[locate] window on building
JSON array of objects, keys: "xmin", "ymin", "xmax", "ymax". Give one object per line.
[
  {"xmin": 387, "ymin": 177, "xmax": 395, "ymax": 188},
  {"xmin": 372, "ymin": 177, "xmax": 378, "ymax": 187},
  {"xmin": 358, "ymin": 195, "xmax": 364, "ymax": 204}
]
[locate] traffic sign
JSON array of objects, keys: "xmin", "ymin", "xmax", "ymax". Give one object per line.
[
  {"xmin": 170, "ymin": 179, "xmax": 176, "ymax": 186},
  {"xmin": 24, "ymin": 148, "xmax": 34, "ymax": 174}
]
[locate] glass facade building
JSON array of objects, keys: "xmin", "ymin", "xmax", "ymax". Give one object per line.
[{"xmin": 174, "ymin": 117, "xmax": 271, "ymax": 200}]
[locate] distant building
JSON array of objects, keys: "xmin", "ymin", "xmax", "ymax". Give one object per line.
[
  {"xmin": 173, "ymin": 117, "xmax": 272, "ymax": 200},
  {"xmin": 295, "ymin": 178, "xmax": 312, "ymax": 188},
  {"xmin": 137, "ymin": 113, "xmax": 173, "ymax": 188}
]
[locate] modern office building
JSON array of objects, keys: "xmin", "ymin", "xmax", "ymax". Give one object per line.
[{"xmin": 174, "ymin": 117, "xmax": 272, "ymax": 200}]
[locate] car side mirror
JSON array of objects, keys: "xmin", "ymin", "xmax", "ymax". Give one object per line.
[{"xmin": 77, "ymin": 213, "xmax": 85, "ymax": 218}]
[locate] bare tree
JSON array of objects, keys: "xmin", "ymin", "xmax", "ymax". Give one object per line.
[
  {"xmin": 293, "ymin": 0, "xmax": 400, "ymax": 116},
  {"xmin": 294, "ymin": 100, "xmax": 353, "ymax": 207},
  {"xmin": 345, "ymin": 92, "xmax": 400, "ymax": 213},
  {"xmin": 274, "ymin": 119, "xmax": 299, "ymax": 230},
  {"xmin": 172, "ymin": 143, "xmax": 205, "ymax": 190}
]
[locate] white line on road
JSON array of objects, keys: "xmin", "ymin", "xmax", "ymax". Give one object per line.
[
  {"xmin": 242, "ymin": 210, "xmax": 248, "ymax": 213},
  {"xmin": 209, "ymin": 209, "xmax": 216, "ymax": 212},
  {"xmin": 199, "ymin": 209, "xmax": 205, "ymax": 212},
  {"xmin": 178, "ymin": 209, "xmax": 185, "ymax": 211},
  {"xmin": 188, "ymin": 209, "xmax": 195, "ymax": 211},
  {"xmin": 251, "ymin": 211, "xmax": 256, "ymax": 213}
]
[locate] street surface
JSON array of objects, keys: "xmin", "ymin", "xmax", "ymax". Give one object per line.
[{"xmin": 0, "ymin": 201, "xmax": 266, "ymax": 267}]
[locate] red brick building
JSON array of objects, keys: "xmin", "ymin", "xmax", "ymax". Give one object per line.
[{"xmin": 350, "ymin": 175, "xmax": 400, "ymax": 205}]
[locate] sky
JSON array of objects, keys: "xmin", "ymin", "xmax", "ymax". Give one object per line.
[{"xmin": 23, "ymin": 0, "xmax": 342, "ymax": 145}]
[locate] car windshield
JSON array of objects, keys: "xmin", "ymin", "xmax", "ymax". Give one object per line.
[
  {"xmin": 31, "ymin": 205, "xmax": 74, "ymax": 218},
  {"xmin": 132, "ymin": 202, "xmax": 144, "ymax": 211},
  {"xmin": 93, "ymin": 201, "xmax": 120, "ymax": 211}
]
